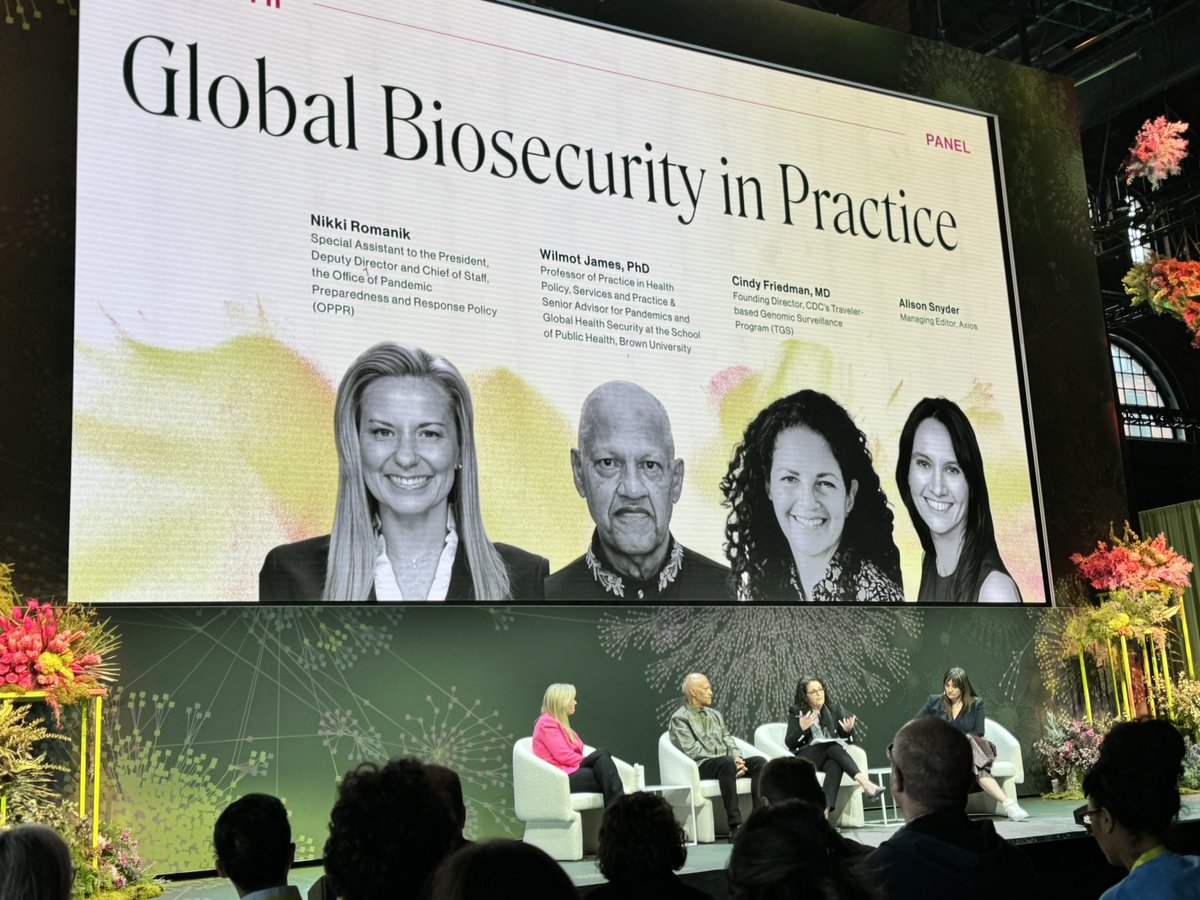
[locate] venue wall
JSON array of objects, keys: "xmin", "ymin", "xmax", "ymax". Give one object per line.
[{"xmin": 1, "ymin": 0, "xmax": 1128, "ymax": 874}]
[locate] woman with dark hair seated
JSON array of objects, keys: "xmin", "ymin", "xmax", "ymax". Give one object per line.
[
  {"xmin": 918, "ymin": 666, "xmax": 1028, "ymax": 821},
  {"xmin": 786, "ymin": 676, "xmax": 882, "ymax": 817},
  {"xmin": 428, "ymin": 839, "xmax": 579, "ymax": 900},
  {"xmin": 727, "ymin": 801, "xmax": 884, "ymax": 900},
  {"xmin": 588, "ymin": 792, "xmax": 709, "ymax": 899},
  {"xmin": 1080, "ymin": 719, "xmax": 1199, "ymax": 899}
]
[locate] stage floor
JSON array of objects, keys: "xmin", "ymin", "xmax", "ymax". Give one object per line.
[{"xmin": 156, "ymin": 796, "xmax": 1200, "ymax": 898}]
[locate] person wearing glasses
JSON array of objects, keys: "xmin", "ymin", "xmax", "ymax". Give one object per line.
[
  {"xmin": 867, "ymin": 717, "xmax": 1043, "ymax": 900},
  {"xmin": 785, "ymin": 677, "xmax": 883, "ymax": 818},
  {"xmin": 1078, "ymin": 719, "xmax": 1199, "ymax": 899}
]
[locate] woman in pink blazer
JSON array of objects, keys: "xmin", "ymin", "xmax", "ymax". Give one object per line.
[{"xmin": 532, "ymin": 683, "xmax": 625, "ymax": 806}]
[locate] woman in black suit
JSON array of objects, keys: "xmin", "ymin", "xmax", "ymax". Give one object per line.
[
  {"xmin": 918, "ymin": 666, "xmax": 1028, "ymax": 820},
  {"xmin": 259, "ymin": 342, "xmax": 547, "ymax": 602},
  {"xmin": 785, "ymin": 677, "xmax": 882, "ymax": 817}
]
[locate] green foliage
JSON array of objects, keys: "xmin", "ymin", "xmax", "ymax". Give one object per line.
[{"xmin": 0, "ymin": 701, "xmax": 68, "ymax": 818}]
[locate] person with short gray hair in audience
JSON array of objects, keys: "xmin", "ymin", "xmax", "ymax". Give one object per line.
[
  {"xmin": 547, "ymin": 381, "xmax": 729, "ymax": 601},
  {"xmin": 866, "ymin": 717, "xmax": 1045, "ymax": 900},
  {"xmin": 214, "ymin": 793, "xmax": 299, "ymax": 899}
]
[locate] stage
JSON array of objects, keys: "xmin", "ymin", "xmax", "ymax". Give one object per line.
[{"xmin": 155, "ymin": 796, "xmax": 1200, "ymax": 899}]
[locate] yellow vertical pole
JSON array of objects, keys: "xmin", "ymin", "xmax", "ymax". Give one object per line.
[
  {"xmin": 79, "ymin": 704, "xmax": 88, "ymax": 817},
  {"xmin": 1179, "ymin": 598, "xmax": 1195, "ymax": 679},
  {"xmin": 1, "ymin": 793, "xmax": 7, "ymax": 826},
  {"xmin": 1107, "ymin": 638, "xmax": 1124, "ymax": 718},
  {"xmin": 1159, "ymin": 642, "xmax": 1174, "ymax": 717},
  {"xmin": 92, "ymin": 695, "xmax": 102, "ymax": 862},
  {"xmin": 1148, "ymin": 635, "xmax": 1163, "ymax": 713},
  {"xmin": 1078, "ymin": 645, "xmax": 1093, "ymax": 723},
  {"xmin": 1141, "ymin": 637, "xmax": 1157, "ymax": 718},
  {"xmin": 1120, "ymin": 635, "xmax": 1136, "ymax": 718}
]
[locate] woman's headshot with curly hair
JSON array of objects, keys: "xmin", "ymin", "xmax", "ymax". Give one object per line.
[{"xmin": 721, "ymin": 389, "xmax": 902, "ymax": 603}]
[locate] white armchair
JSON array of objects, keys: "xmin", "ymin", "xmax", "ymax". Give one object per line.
[
  {"xmin": 753, "ymin": 723, "xmax": 867, "ymax": 827},
  {"xmin": 512, "ymin": 737, "xmax": 636, "ymax": 860},
  {"xmin": 657, "ymin": 731, "xmax": 764, "ymax": 843},
  {"xmin": 967, "ymin": 719, "xmax": 1025, "ymax": 815}
]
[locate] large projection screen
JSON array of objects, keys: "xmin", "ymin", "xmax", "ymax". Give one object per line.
[{"xmin": 73, "ymin": 0, "xmax": 1048, "ymax": 603}]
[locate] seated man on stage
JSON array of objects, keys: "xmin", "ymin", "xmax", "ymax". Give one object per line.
[
  {"xmin": 668, "ymin": 672, "xmax": 765, "ymax": 836},
  {"xmin": 213, "ymin": 793, "xmax": 300, "ymax": 900},
  {"xmin": 546, "ymin": 381, "xmax": 729, "ymax": 601},
  {"xmin": 867, "ymin": 717, "xmax": 1043, "ymax": 900}
]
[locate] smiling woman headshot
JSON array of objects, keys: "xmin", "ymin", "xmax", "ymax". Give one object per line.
[
  {"xmin": 259, "ymin": 342, "xmax": 547, "ymax": 602},
  {"xmin": 895, "ymin": 397, "xmax": 1020, "ymax": 604},
  {"xmin": 722, "ymin": 389, "xmax": 902, "ymax": 602}
]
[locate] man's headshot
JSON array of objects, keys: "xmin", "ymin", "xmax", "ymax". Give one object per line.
[{"xmin": 547, "ymin": 381, "xmax": 729, "ymax": 601}]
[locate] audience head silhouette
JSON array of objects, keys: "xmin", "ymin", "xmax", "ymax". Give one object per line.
[
  {"xmin": 324, "ymin": 757, "xmax": 457, "ymax": 900},
  {"xmin": 759, "ymin": 756, "xmax": 826, "ymax": 810},
  {"xmin": 428, "ymin": 839, "xmax": 579, "ymax": 900},
  {"xmin": 1082, "ymin": 718, "xmax": 1188, "ymax": 869},
  {"xmin": 727, "ymin": 801, "xmax": 881, "ymax": 900},
  {"xmin": 213, "ymin": 792, "xmax": 294, "ymax": 896},
  {"xmin": 0, "ymin": 823, "xmax": 74, "ymax": 900},
  {"xmin": 597, "ymin": 791, "xmax": 688, "ymax": 884},
  {"xmin": 889, "ymin": 716, "xmax": 974, "ymax": 819}
]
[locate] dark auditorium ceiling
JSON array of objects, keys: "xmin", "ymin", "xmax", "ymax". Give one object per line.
[{"xmin": 784, "ymin": 0, "xmax": 1200, "ymax": 130}]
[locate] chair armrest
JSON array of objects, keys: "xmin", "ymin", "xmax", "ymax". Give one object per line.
[{"xmin": 513, "ymin": 745, "xmax": 573, "ymax": 821}]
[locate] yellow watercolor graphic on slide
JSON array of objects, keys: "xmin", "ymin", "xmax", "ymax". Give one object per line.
[{"xmin": 71, "ymin": 325, "xmax": 585, "ymax": 600}]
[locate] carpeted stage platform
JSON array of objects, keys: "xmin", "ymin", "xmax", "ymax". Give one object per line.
[{"xmin": 158, "ymin": 796, "xmax": 1200, "ymax": 900}]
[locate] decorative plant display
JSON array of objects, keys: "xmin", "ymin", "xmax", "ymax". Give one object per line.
[
  {"xmin": 1122, "ymin": 253, "xmax": 1200, "ymax": 348},
  {"xmin": 37, "ymin": 802, "xmax": 163, "ymax": 900},
  {"xmin": 0, "ymin": 564, "xmax": 152, "ymax": 897},
  {"xmin": 1123, "ymin": 116, "xmax": 1189, "ymax": 190},
  {"xmin": 1063, "ymin": 524, "xmax": 1195, "ymax": 721},
  {"xmin": 0, "ymin": 563, "xmax": 119, "ymax": 722},
  {"xmin": 0, "ymin": 701, "xmax": 68, "ymax": 819}
]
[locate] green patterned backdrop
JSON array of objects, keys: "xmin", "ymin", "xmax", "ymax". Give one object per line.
[{"xmin": 50, "ymin": 604, "xmax": 1062, "ymax": 872}]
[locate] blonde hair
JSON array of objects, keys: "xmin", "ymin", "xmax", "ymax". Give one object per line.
[
  {"xmin": 541, "ymin": 683, "xmax": 577, "ymax": 743},
  {"xmin": 324, "ymin": 342, "xmax": 511, "ymax": 601}
]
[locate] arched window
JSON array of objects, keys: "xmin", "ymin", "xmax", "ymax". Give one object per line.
[{"xmin": 1110, "ymin": 338, "xmax": 1184, "ymax": 440}]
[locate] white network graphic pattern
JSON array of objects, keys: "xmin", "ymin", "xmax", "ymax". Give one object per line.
[{"xmin": 598, "ymin": 606, "xmax": 924, "ymax": 737}]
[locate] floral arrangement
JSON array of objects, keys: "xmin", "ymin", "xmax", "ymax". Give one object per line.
[
  {"xmin": 1172, "ymin": 676, "xmax": 1200, "ymax": 741},
  {"xmin": 0, "ymin": 701, "xmax": 68, "ymax": 819},
  {"xmin": 1033, "ymin": 711, "xmax": 1109, "ymax": 795},
  {"xmin": 37, "ymin": 803, "xmax": 163, "ymax": 900},
  {"xmin": 1122, "ymin": 254, "xmax": 1200, "ymax": 347},
  {"xmin": 1123, "ymin": 116, "xmax": 1189, "ymax": 190},
  {"xmin": 1182, "ymin": 739, "xmax": 1200, "ymax": 792},
  {"xmin": 0, "ymin": 563, "xmax": 118, "ymax": 722},
  {"xmin": 1070, "ymin": 522, "xmax": 1193, "ymax": 596}
]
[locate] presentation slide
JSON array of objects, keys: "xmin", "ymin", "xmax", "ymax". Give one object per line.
[{"xmin": 72, "ymin": 0, "xmax": 1047, "ymax": 603}]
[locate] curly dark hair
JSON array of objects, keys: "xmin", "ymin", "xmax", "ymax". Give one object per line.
[
  {"xmin": 597, "ymin": 792, "xmax": 687, "ymax": 882},
  {"xmin": 323, "ymin": 757, "xmax": 457, "ymax": 900},
  {"xmin": 722, "ymin": 389, "xmax": 901, "ymax": 600}
]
